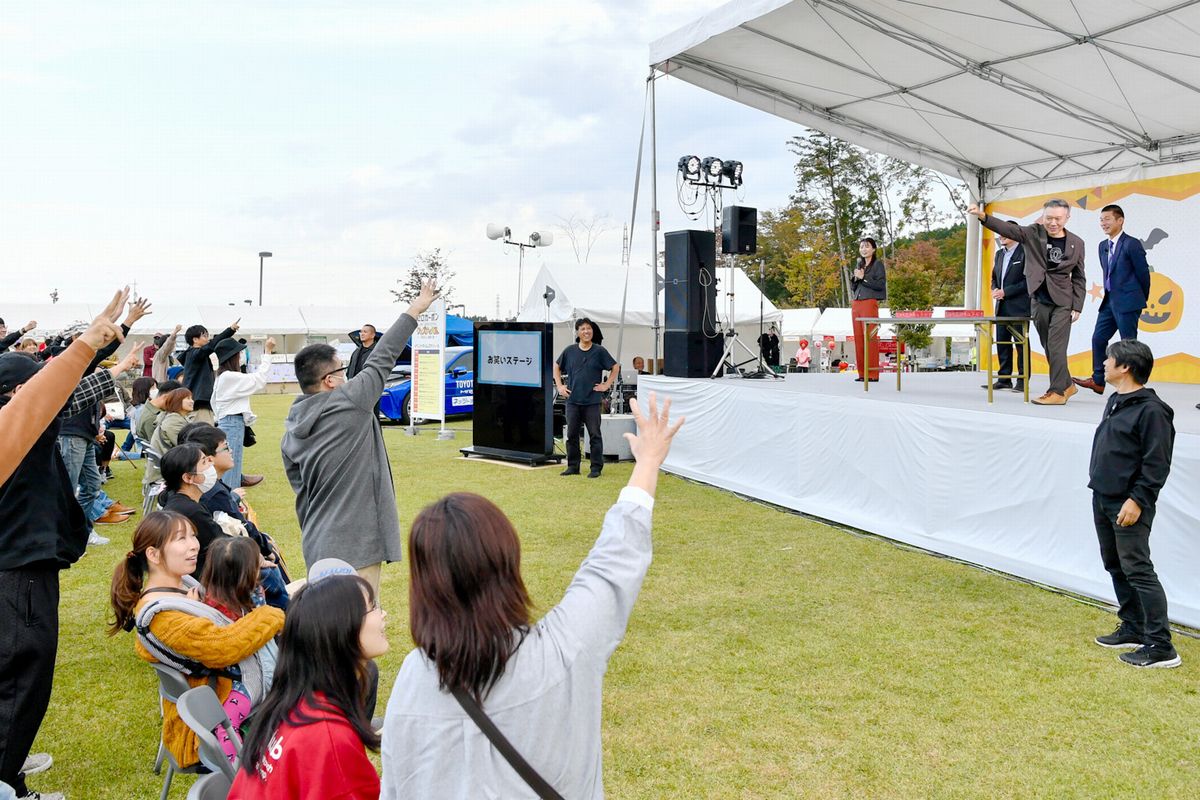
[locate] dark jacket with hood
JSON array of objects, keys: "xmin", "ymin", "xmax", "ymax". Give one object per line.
[
  {"xmin": 181, "ymin": 326, "xmax": 237, "ymax": 408},
  {"xmin": 1088, "ymin": 387, "xmax": 1175, "ymax": 522}
]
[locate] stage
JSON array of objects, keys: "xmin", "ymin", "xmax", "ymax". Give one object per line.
[{"xmin": 638, "ymin": 371, "xmax": 1200, "ymax": 628}]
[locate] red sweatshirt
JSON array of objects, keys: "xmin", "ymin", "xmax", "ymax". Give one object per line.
[{"xmin": 228, "ymin": 696, "xmax": 379, "ymax": 800}]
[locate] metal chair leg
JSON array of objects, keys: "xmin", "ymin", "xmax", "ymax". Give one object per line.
[{"xmin": 159, "ymin": 762, "xmax": 174, "ymax": 800}]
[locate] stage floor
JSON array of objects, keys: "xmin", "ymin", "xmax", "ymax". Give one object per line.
[
  {"xmin": 688, "ymin": 371, "xmax": 1200, "ymax": 435},
  {"xmin": 638, "ymin": 370, "xmax": 1200, "ymax": 627}
]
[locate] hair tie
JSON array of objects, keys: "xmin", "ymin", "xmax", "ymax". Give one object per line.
[{"xmin": 126, "ymin": 550, "xmax": 139, "ymax": 561}]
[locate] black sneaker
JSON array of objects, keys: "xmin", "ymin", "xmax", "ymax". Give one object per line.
[
  {"xmin": 1095, "ymin": 624, "xmax": 1142, "ymax": 649},
  {"xmin": 1119, "ymin": 645, "xmax": 1181, "ymax": 669},
  {"xmin": 587, "ymin": 468, "xmax": 602, "ymax": 479},
  {"xmin": 981, "ymin": 380, "xmax": 1013, "ymax": 390},
  {"xmin": 559, "ymin": 468, "xmax": 579, "ymax": 476},
  {"xmin": 1012, "ymin": 381, "xmax": 1025, "ymax": 392}
]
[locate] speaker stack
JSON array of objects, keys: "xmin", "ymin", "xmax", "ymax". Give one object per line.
[
  {"xmin": 663, "ymin": 229, "xmax": 722, "ymax": 378},
  {"xmin": 721, "ymin": 205, "xmax": 757, "ymax": 254}
]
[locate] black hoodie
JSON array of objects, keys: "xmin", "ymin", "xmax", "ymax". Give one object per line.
[{"xmin": 1088, "ymin": 387, "xmax": 1175, "ymax": 518}]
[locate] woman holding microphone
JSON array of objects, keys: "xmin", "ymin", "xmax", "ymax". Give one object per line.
[{"xmin": 850, "ymin": 237, "xmax": 887, "ymax": 382}]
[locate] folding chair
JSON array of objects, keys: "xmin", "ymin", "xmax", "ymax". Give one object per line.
[
  {"xmin": 185, "ymin": 772, "xmax": 232, "ymax": 800},
  {"xmin": 175, "ymin": 686, "xmax": 241, "ymax": 781},
  {"xmin": 152, "ymin": 663, "xmax": 204, "ymax": 800}
]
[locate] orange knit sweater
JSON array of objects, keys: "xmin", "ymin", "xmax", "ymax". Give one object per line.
[{"xmin": 134, "ymin": 600, "xmax": 284, "ymax": 768}]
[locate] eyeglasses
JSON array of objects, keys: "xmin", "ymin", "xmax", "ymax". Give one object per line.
[
  {"xmin": 216, "ymin": 445, "xmax": 232, "ymax": 454},
  {"xmin": 322, "ymin": 366, "xmax": 348, "ymax": 382}
]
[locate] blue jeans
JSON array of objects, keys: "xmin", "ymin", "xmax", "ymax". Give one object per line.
[
  {"xmin": 87, "ymin": 490, "xmax": 115, "ymax": 520},
  {"xmin": 260, "ymin": 566, "xmax": 289, "ymax": 612},
  {"xmin": 217, "ymin": 414, "xmax": 245, "ymax": 490},
  {"xmin": 58, "ymin": 436, "xmax": 103, "ymax": 531}
]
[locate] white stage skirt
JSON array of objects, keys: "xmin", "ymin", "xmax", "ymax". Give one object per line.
[{"xmin": 639, "ymin": 372, "xmax": 1200, "ymax": 628}]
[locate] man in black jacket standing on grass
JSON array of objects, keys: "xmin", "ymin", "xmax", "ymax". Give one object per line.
[
  {"xmin": 181, "ymin": 318, "xmax": 239, "ymax": 424},
  {"xmin": 1088, "ymin": 339, "xmax": 1178, "ymax": 669}
]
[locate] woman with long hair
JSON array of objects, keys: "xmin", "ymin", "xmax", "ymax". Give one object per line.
[
  {"xmin": 849, "ymin": 237, "xmax": 888, "ymax": 382},
  {"xmin": 109, "ymin": 511, "xmax": 283, "ymax": 770},
  {"xmin": 380, "ymin": 393, "xmax": 683, "ymax": 799},
  {"xmin": 230, "ymin": 574, "xmax": 385, "ymax": 799},
  {"xmin": 211, "ymin": 336, "xmax": 276, "ymax": 490}
]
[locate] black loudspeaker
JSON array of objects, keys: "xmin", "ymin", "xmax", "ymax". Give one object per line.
[
  {"xmin": 721, "ymin": 205, "xmax": 757, "ymax": 254},
  {"xmin": 664, "ymin": 331, "xmax": 722, "ymax": 378},
  {"xmin": 664, "ymin": 229, "xmax": 718, "ymax": 334}
]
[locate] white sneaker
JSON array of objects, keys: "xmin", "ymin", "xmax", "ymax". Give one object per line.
[
  {"xmin": 87, "ymin": 532, "xmax": 110, "ymax": 546},
  {"xmin": 21, "ymin": 753, "xmax": 53, "ymax": 775}
]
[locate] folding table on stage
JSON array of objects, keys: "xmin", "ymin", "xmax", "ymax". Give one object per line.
[{"xmin": 856, "ymin": 316, "xmax": 1031, "ymax": 403}]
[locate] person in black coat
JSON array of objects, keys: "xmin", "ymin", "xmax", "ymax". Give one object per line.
[
  {"xmin": 180, "ymin": 318, "xmax": 240, "ymax": 423},
  {"xmin": 346, "ymin": 323, "xmax": 377, "ymax": 379},
  {"xmin": 983, "ymin": 234, "xmax": 1030, "ymax": 391},
  {"xmin": 1088, "ymin": 339, "xmax": 1178, "ymax": 669}
]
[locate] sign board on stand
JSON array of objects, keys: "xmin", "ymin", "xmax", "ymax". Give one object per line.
[{"xmin": 409, "ymin": 298, "xmax": 452, "ymax": 439}]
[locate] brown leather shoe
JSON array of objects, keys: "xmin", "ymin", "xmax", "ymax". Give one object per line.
[
  {"xmin": 241, "ymin": 474, "xmax": 265, "ymax": 488},
  {"xmin": 96, "ymin": 507, "xmax": 134, "ymax": 525},
  {"xmin": 109, "ymin": 502, "xmax": 137, "ymax": 515},
  {"xmin": 1032, "ymin": 391, "xmax": 1067, "ymax": 406},
  {"xmin": 1071, "ymin": 376, "xmax": 1105, "ymax": 394},
  {"xmin": 1063, "ymin": 383, "xmax": 1078, "ymax": 400}
]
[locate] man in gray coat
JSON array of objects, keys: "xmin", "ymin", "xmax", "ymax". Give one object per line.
[
  {"xmin": 281, "ymin": 280, "xmax": 437, "ymax": 593},
  {"xmin": 969, "ymin": 199, "xmax": 1086, "ymax": 406}
]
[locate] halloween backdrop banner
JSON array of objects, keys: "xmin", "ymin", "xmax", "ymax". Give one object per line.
[{"xmin": 982, "ymin": 170, "xmax": 1199, "ymax": 384}]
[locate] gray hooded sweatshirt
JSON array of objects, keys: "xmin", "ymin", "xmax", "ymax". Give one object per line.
[{"xmin": 281, "ymin": 311, "xmax": 418, "ymax": 569}]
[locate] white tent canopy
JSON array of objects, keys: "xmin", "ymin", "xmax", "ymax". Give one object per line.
[
  {"xmin": 812, "ymin": 307, "xmax": 896, "ymax": 339},
  {"xmin": 778, "ymin": 308, "xmax": 821, "ymax": 340},
  {"xmin": 296, "ymin": 306, "xmax": 407, "ymax": 337},
  {"xmin": 516, "ymin": 263, "xmax": 783, "ymax": 328},
  {"xmin": 651, "ymin": 1, "xmax": 1200, "ymax": 197}
]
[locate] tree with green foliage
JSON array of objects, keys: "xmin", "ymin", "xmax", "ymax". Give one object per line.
[
  {"xmin": 887, "ymin": 242, "xmax": 938, "ymax": 351},
  {"xmin": 756, "ymin": 203, "xmax": 844, "ymax": 308}
]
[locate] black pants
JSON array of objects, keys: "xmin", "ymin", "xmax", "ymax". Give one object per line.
[
  {"xmin": 1093, "ymin": 494, "xmax": 1172, "ymax": 649},
  {"xmin": 565, "ymin": 403, "xmax": 603, "ymax": 472},
  {"xmin": 995, "ymin": 321, "xmax": 1026, "ymax": 382},
  {"xmin": 0, "ymin": 567, "xmax": 59, "ymax": 796},
  {"xmin": 95, "ymin": 429, "xmax": 116, "ymax": 465}
]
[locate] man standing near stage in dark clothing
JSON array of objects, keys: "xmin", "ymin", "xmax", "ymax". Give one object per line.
[
  {"xmin": 970, "ymin": 199, "xmax": 1086, "ymax": 406},
  {"xmin": 1088, "ymin": 339, "xmax": 1178, "ymax": 669},
  {"xmin": 554, "ymin": 318, "xmax": 619, "ymax": 479},
  {"xmin": 346, "ymin": 323, "xmax": 377, "ymax": 379}
]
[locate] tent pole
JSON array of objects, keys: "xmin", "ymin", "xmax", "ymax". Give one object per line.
[{"xmin": 649, "ymin": 67, "xmax": 661, "ymax": 373}]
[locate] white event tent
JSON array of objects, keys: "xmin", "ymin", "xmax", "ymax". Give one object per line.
[{"xmin": 648, "ymin": 0, "xmax": 1200, "ymax": 309}]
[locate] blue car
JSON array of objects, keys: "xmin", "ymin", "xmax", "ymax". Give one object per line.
[{"xmin": 379, "ymin": 346, "xmax": 474, "ymax": 423}]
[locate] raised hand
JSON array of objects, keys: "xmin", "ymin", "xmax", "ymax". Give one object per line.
[
  {"xmin": 230, "ymin": 318, "xmax": 241, "ymax": 332},
  {"xmin": 967, "ymin": 203, "xmax": 986, "ymax": 220},
  {"xmin": 624, "ymin": 391, "xmax": 684, "ymax": 488},
  {"xmin": 22, "ymin": 320, "xmax": 37, "ymax": 333},
  {"xmin": 111, "ymin": 343, "xmax": 144, "ymax": 376},
  {"xmin": 265, "ymin": 336, "xmax": 278, "ymax": 354},
  {"xmin": 407, "ymin": 278, "xmax": 440, "ymax": 317},
  {"xmin": 124, "ymin": 297, "xmax": 153, "ymax": 326},
  {"xmin": 78, "ymin": 287, "xmax": 131, "ymax": 351}
]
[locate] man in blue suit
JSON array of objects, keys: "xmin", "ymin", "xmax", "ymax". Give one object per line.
[
  {"xmin": 982, "ymin": 234, "xmax": 1029, "ymax": 391},
  {"xmin": 1073, "ymin": 204, "xmax": 1150, "ymax": 394}
]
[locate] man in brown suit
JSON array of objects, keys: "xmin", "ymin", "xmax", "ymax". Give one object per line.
[{"xmin": 968, "ymin": 199, "xmax": 1086, "ymax": 405}]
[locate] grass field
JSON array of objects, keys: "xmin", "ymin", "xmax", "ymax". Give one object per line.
[{"xmin": 29, "ymin": 394, "xmax": 1199, "ymax": 798}]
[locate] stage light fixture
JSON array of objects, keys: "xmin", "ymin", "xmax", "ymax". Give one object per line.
[
  {"xmin": 722, "ymin": 160, "xmax": 743, "ymax": 186},
  {"xmin": 486, "ymin": 223, "xmax": 511, "ymax": 241},
  {"xmin": 677, "ymin": 155, "xmax": 701, "ymax": 178},
  {"xmin": 530, "ymin": 231, "xmax": 553, "ymax": 247},
  {"xmin": 702, "ymin": 157, "xmax": 723, "ymax": 178}
]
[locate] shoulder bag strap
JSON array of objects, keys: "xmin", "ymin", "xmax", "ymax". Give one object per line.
[{"xmin": 450, "ymin": 687, "xmax": 564, "ymax": 800}]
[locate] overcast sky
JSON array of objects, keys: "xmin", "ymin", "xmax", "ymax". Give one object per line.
[{"xmin": 0, "ymin": 1, "xmax": 803, "ymax": 318}]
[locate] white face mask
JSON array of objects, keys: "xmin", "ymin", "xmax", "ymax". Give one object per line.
[
  {"xmin": 149, "ymin": 387, "xmax": 159, "ymax": 400},
  {"xmin": 194, "ymin": 465, "xmax": 218, "ymax": 493}
]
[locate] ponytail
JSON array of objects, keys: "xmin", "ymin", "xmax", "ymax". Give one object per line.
[
  {"xmin": 109, "ymin": 550, "xmax": 149, "ymax": 635},
  {"xmin": 107, "ymin": 510, "xmax": 193, "ymax": 636}
]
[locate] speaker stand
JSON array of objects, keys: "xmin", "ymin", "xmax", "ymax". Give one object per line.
[{"xmin": 710, "ymin": 253, "xmax": 782, "ymax": 380}]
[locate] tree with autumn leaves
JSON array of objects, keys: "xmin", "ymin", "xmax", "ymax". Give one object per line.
[{"xmin": 753, "ymin": 132, "xmax": 967, "ymax": 316}]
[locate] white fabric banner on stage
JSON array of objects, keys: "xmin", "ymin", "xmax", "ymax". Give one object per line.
[{"xmin": 641, "ymin": 375, "xmax": 1200, "ymax": 628}]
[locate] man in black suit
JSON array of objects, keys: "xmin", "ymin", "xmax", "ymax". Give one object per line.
[
  {"xmin": 1072, "ymin": 204, "xmax": 1150, "ymax": 395},
  {"xmin": 983, "ymin": 234, "xmax": 1029, "ymax": 392}
]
